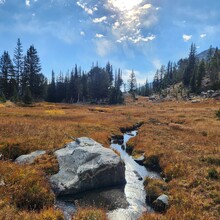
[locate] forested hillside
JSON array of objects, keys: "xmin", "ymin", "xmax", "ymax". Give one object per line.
[{"xmin": 151, "ymin": 44, "xmax": 220, "ymax": 96}]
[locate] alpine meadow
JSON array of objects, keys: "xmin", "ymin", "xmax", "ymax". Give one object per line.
[{"xmin": 0, "ymin": 1, "xmax": 220, "ymax": 220}]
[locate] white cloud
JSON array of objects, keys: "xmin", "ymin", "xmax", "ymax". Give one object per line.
[
  {"xmin": 182, "ymin": 34, "xmax": 192, "ymax": 42},
  {"xmin": 117, "ymin": 34, "xmax": 156, "ymax": 44},
  {"xmin": 92, "ymin": 16, "xmax": 107, "ymax": 23},
  {"xmin": 0, "ymin": 0, "xmax": 5, "ymax": 5},
  {"xmin": 77, "ymin": 0, "xmax": 158, "ymax": 46},
  {"xmin": 109, "ymin": 0, "xmax": 143, "ymax": 11},
  {"xmin": 95, "ymin": 33, "xmax": 104, "ymax": 38},
  {"xmin": 80, "ymin": 31, "xmax": 85, "ymax": 36},
  {"xmin": 141, "ymin": 4, "xmax": 152, "ymax": 10},
  {"xmin": 200, "ymin": 33, "xmax": 207, "ymax": 38},
  {"xmin": 25, "ymin": 0, "xmax": 30, "ymax": 6},
  {"xmin": 77, "ymin": 1, "xmax": 96, "ymax": 15}
]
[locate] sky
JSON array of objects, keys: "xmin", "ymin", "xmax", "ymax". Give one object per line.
[{"xmin": 0, "ymin": 0, "xmax": 219, "ymax": 84}]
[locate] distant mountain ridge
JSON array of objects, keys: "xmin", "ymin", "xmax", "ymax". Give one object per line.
[{"xmin": 196, "ymin": 48, "xmax": 216, "ymax": 61}]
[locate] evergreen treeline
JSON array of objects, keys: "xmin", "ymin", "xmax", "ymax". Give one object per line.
[
  {"xmin": 0, "ymin": 39, "xmax": 124, "ymax": 104},
  {"xmin": 47, "ymin": 63, "xmax": 124, "ymax": 104},
  {"xmin": 0, "ymin": 39, "xmax": 47, "ymax": 103},
  {"xmin": 152, "ymin": 44, "xmax": 220, "ymax": 94}
]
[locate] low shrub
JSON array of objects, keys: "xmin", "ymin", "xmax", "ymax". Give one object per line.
[
  {"xmin": 37, "ymin": 208, "xmax": 64, "ymax": 220},
  {"xmin": 33, "ymin": 153, "xmax": 59, "ymax": 175},
  {"xmin": 216, "ymin": 109, "xmax": 220, "ymax": 119},
  {"xmin": 144, "ymin": 178, "xmax": 168, "ymax": 204},
  {"xmin": 163, "ymin": 164, "xmax": 184, "ymax": 182},
  {"xmin": 0, "ymin": 161, "xmax": 55, "ymax": 211},
  {"xmin": 207, "ymin": 168, "xmax": 219, "ymax": 180},
  {"xmin": 143, "ymin": 155, "xmax": 162, "ymax": 172},
  {"xmin": 0, "ymin": 143, "xmax": 32, "ymax": 160}
]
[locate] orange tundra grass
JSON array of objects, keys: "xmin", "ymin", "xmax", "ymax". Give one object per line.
[{"xmin": 0, "ymin": 98, "xmax": 219, "ymax": 219}]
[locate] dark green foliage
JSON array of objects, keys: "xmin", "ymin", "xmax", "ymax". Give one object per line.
[
  {"xmin": 23, "ymin": 45, "xmax": 44, "ymax": 99},
  {"xmin": 144, "ymin": 155, "xmax": 162, "ymax": 172},
  {"xmin": 216, "ymin": 109, "xmax": 220, "ymax": 119},
  {"xmin": 128, "ymin": 70, "xmax": 137, "ymax": 98},
  {"xmin": 47, "ymin": 70, "xmax": 56, "ymax": 102},
  {"xmin": 207, "ymin": 168, "xmax": 219, "ymax": 179},
  {"xmin": 109, "ymin": 69, "xmax": 124, "ymax": 104},
  {"xmin": 0, "ymin": 51, "xmax": 14, "ymax": 99},
  {"xmin": 151, "ymin": 44, "xmax": 220, "ymax": 95},
  {"xmin": 22, "ymin": 86, "xmax": 32, "ymax": 104},
  {"xmin": 1, "ymin": 39, "xmax": 125, "ymax": 105},
  {"xmin": 13, "ymin": 38, "xmax": 23, "ymax": 93},
  {"xmin": 183, "ymin": 43, "xmax": 197, "ymax": 87},
  {"xmin": 106, "ymin": 61, "xmax": 113, "ymax": 86},
  {"xmin": 0, "ymin": 92, "xmax": 6, "ymax": 103},
  {"xmin": 197, "ymin": 60, "xmax": 205, "ymax": 92},
  {"xmin": 87, "ymin": 66, "xmax": 109, "ymax": 102}
]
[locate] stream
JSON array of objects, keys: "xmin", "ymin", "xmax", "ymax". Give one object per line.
[
  {"xmin": 108, "ymin": 130, "xmax": 160, "ymax": 220},
  {"xmin": 56, "ymin": 130, "xmax": 160, "ymax": 220}
]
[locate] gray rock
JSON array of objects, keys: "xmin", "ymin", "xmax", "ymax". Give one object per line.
[
  {"xmin": 133, "ymin": 155, "xmax": 145, "ymax": 166},
  {"xmin": 50, "ymin": 137, "xmax": 126, "ymax": 196},
  {"xmin": 15, "ymin": 150, "xmax": 46, "ymax": 164},
  {"xmin": 153, "ymin": 194, "xmax": 169, "ymax": 212},
  {"xmin": 191, "ymin": 99, "xmax": 200, "ymax": 103}
]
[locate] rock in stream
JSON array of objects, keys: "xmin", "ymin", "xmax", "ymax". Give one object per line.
[{"xmin": 50, "ymin": 137, "xmax": 126, "ymax": 196}]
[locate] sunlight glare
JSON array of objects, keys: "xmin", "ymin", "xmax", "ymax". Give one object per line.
[{"xmin": 110, "ymin": 0, "xmax": 143, "ymax": 11}]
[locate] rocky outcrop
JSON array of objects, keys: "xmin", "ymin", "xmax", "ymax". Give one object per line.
[
  {"xmin": 15, "ymin": 150, "xmax": 46, "ymax": 164},
  {"xmin": 50, "ymin": 137, "xmax": 126, "ymax": 196}
]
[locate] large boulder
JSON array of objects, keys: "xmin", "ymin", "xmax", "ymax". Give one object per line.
[
  {"xmin": 15, "ymin": 150, "xmax": 46, "ymax": 164},
  {"xmin": 50, "ymin": 137, "xmax": 126, "ymax": 196}
]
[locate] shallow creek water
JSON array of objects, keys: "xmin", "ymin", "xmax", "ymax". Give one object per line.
[{"xmin": 56, "ymin": 130, "xmax": 160, "ymax": 220}]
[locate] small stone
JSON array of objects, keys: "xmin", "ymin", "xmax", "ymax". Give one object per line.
[
  {"xmin": 153, "ymin": 194, "xmax": 169, "ymax": 213},
  {"xmin": 15, "ymin": 150, "xmax": 46, "ymax": 164}
]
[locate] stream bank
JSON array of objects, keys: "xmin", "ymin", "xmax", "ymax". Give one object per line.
[{"xmin": 56, "ymin": 128, "xmax": 160, "ymax": 220}]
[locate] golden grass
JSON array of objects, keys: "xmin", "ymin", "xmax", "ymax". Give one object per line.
[
  {"xmin": 72, "ymin": 208, "xmax": 108, "ymax": 220},
  {"xmin": 0, "ymin": 99, "xmax": 219, "ymax": 219}
]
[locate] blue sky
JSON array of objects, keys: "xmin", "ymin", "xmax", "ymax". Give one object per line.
[{"xmin": 0, "ymin": 0, "xmax": 219, "ymax": 84}]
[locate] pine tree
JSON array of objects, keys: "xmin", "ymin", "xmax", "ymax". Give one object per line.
[
  {"xmin": 197, "ymin": 60, "xmax": 205, "ymax": 92},
  {"xmin": 88, "ymin": 66, "xmax": 109, "ymax": 102},
  {"xmin": 144, "ymin": 79, "xmax": 150, "ymax": 96},
  {"xmin": 209, "ymin": 48, "xmax": 219, "ymax": 83},
  {"xmin": 23, "ymin": 45, "xmax": 42, "ymax": 99},
  {"xmin": 183, "ymin": 43, "xmax": 197, "ymax": 87},
  {"xmin": 127, "ymin": 70, "xmax": 137, "ymax": 94},
  {"xmin": 13, "ymin": 38, "xmax": 23, "ymax": 93},
  {"xmin": 105, "ymin": 61, "xmax": 113, "ymax": 87},
  {"xmin": 0, "ymin": 51, "xmax": 14, "ymax": 99},
  {"xmin": 47, "ymin": 70, "xmax": 56, "ymax": 102}
]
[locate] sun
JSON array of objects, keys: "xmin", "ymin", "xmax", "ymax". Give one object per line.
[{"xmin": 109, "ymin": 0, "xmax": 143, "ymax": 11}]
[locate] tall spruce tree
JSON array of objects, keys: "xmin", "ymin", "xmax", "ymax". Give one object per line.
[
  {"xmin": 197, "ymin": 60, "xmax": 206, "ymax": 92},
  {"xmin": 0, "ymin": 51, "xmax": 14, "ymax": 99},
  {"xmin": 23, "ymin": 45, "xmax": 42, "ymax": 99},
  {"xmin": 47, "ymin": 70, "xmax": 56, "ymax": 102},
  {"xmin": 88, "ymin": 66, "xmax": 109, "ymax": 102},
  {"xmin": 105, "ymin": 61, "xmax": 113, "ymax": 87},
  {"xmin": 183, "ymin": 43, "xmax": 197, "ymax": 87},
  {"xmin": 13, "ymin": 38, "xmax": 23, "ymax": 93},
  {"xmin": 128, "ymin": 70, "xmax": 137, "ymax": 94}
]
